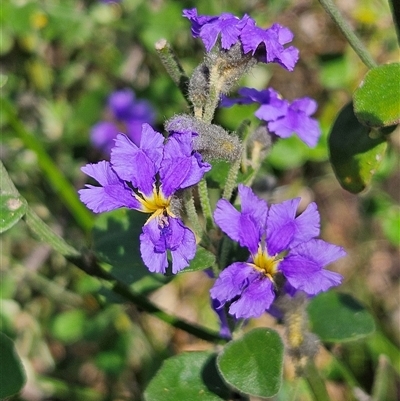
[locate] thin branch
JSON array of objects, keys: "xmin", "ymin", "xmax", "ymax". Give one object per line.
[{"xmin": 319, "ymin": 0, "xmax": 377, "ymax": 69}]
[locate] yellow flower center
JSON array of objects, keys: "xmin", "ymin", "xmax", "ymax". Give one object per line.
[
  {"xmin": 251, "ymin": 245, "xmax": 280, "ymax": 281},
  {"xmin": 134, "ymin": 186, "xmax": 175, "ymax": 223}
]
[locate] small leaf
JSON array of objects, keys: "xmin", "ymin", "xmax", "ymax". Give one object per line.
[
  {"xmin": 0, "ymin": 195, "xmax": 27, "ymax": 233},
  {"xmin": 354, "ymin": 63, "xmax": 400, "ymax": 127},
  {"xmin": 180, "ymin": 246, "xmax": 216, "ymax": 273},
  {"xmin": 308, "ymin": 292, "xmax": 375, "ymax": 342},
  {"xmin": 144, "ymin": 351, "xmax": 230, "ymax": 401},
  {"xmin": 217, "ymin": 328, "xmax": 284, "ymax": 398},
  {"xmin": 328, "ymin": 102, "xmax": 387, "ymax": 193},
  {"xmin": 0, "ymin": 332, "xmax": 26, "ymax": 399}
]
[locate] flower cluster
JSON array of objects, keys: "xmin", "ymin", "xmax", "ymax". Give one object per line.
[
  {"xmin": 80, "ymin": 123, "xmax": 211, "ymax": 274},
  {"xmin": 183, "ymin": 8, "xmax": 299, "ymax": 71},
  {"xmin": 79, "ymin": 8, "xmax": 346, "ymax": 326},
  {"xmin": 91, "ymin": 88, "xmax": 155, "ymax": 154},
  {"xmin": 221, "ymin": 87, "xmax": 321, "ymax": 147},
  {"xmin": 210, "ymin": 185, "xmax": 346, "ymax": 319}
]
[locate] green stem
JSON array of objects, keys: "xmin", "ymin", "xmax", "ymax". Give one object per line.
[
  {"xmin": 24, "ymin": 207, "xmax": 81, "ymax": 257},
  {"xmin": 222, "ymin": 155, "xmax": 241, "ymax": 200},
  {"xmin": 1, "ymin": 97, "xmax": 94, "ymax": 232},
  {"xmin": 304, "ymin": 360, "xmax": 331, "ymax": 401},
  {"xmin": 319, "ymin": 0, "xmax": 377, "ymax": 69},
  {"xmin": 183, "ymin": 188, "xmax": 204, "ymax": 238},
  {"xmin": 197, "ymin": 178, "xmax": 215, "ymax": 230},
  {"xmin": 155, "ymin": 39, "xmax": 192, "ymax": 108}
]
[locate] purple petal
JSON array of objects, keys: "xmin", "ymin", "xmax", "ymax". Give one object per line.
[
  {"xmin": 110, "ymin": 134, "xmax": 156, "ymax": 196},
  {"xmin": 211, "ymin": 298, "xmax": 232, "ymax": 339},
  {"xmin": 254, "ymin": 97, "xmax": 288, "ymax": 122},
  {"xmin": 79, "ymin": 161, "xmax": 139, "ymax": 213},
  {"xmin": 240, "ymin": 24, "xmax": 299, "ymax": 70},
  {"xmin": 279, "ymin": 239, "xmax": 346, "ymax": 295},
  {"xmin": 200, "ymin": 13, "xmax": 242, "ymax": 51},
  {"xmin": 140, "ymin": 217, "xmax": 196, "ymax": 274},
  {"xmin": 126, "ymin": 120, "xmax": 143, "ymax": 146},
  {"xmin": 291, "ymin": 97, "xmax": 318, "ymax": 116},
  {"xmin": 229, "ymin": 276, "xmax": 275, "ymax": 319},
  {"xmin": 270, "ymin": 23, "xmax": 293, "ymax": 44},
  {"xmin": 290, "ymin": 202, "xmax": 320, "ymax": 248},
  {"xmin": 266, "ymin": 198, "xmax": 300, "ymax": 255},
  {"xmin": 214, "ymin": 199, "xmax": 242, "ymax": 241},
  {"xmin": 111, "ymin": 125, "xmax": 164, "ymax": 196},
  {"xmin": 160, "ymin": 134, "xmax": 211, "ymax": 197},
  {"xmin": 276, "ymin": 46, "xmax": 299, "ymax": 71},
  {"xmin": 140, "ymin": 218, "xmax": 168, "ymax": 274},
  {"xmin": 238, "ymin": 184, "xmax": 268, "ymax": 232},
  {"xmin": 169, "ymin": 219, "xmax": 197, "ymax": 273},
  {"xmin": 267, "ymin": 100, "xmax": 321, "ymax": 147},
  {"xmin": 183, "ymin": 8, "xmax": 217, "ymax": 38},
  {"xmin": 138, "ymin": 124, "xmax": 165, "ymax": 167},
  {"xmin": 214, "ymin": 199, "xmax": 260, "ymax": 253},
  {"xmin": 210, "ymin": 262, "xmax": 255, "ymax": 306},
  {"xmin": 90, "ymin": 121, "xmax": 120, "ymax": 155}
]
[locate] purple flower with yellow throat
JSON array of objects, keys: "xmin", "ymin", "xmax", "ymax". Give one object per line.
[
  {"xmin": 210, "ymin": 184, "xmax": 345, "ymax": 319},
  {"xmin": 80, "ymin": 123, "xmax": 211, "ymax": 274}
]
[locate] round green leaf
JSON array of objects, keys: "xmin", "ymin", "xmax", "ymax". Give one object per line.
[
  {"xmin": 328, "ymin": 102, "xmax": 387, "ymax": 193},
  {"xmin": 180, "ymin": 246, "xmax": 216, "ymax": 273},
  {"xmin": 217, "ymin": 328, "xmax": 284, "ymax": 398},
  {"xmin": 0, "ymin": 332, "xmax": 26, "ymax": 399},
  {"xmin": 308, "ymin": 292, "xmax": 376, "ymax": 342},
  {"xmin": 354, "ymin": 63, "xmax": 400, "ymax": 127},
  {"xmin": 144, "ymin": 351, "xmax": 230, "ymax": 401},
  {"xmin": 0, "ymin": 195, "xmax": 27, "ymax": 233}
]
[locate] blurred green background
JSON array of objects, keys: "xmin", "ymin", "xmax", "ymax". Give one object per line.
[{"xmin": 1, "ymin": 0, "xmax": 399, "ymax": 400}]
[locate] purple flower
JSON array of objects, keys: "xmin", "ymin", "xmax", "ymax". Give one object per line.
[
  {"xmin": 90, "ymin": 89, "xmax": 155, "ymax": 154},
  {"xmin": 221, "ymin": 87, "xmax": 321, "ymax": 147},
  {"xmin": 210, "ymin": 184, "xmax": 345, "ymax": 319},
  {"xmin": 241, "ymin": 22, "xmax": 299, "ymax": 71},
  {"xmin": 183, "ymin": 8, "xmax": 298, "ymax": 70},
  {"xmin": 80, "ymin": 123, "xmax": 211, "ymax": 274}
]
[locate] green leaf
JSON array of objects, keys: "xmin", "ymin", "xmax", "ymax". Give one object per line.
[
  {"xmin": 144, "ymin": 351, "xmax": 230, "ymax": 401},
  {"xmin": 0, "ymin": 195, "xmax": 27, "ymax": 233},
  {"xmin": 308, "ymin": 292, "xmax": 376, "ymax": 342},
  {"xmin": 328, "ymin": 102, "xmax": 387, "ymax": 193},
  {"xmin": 0, "ymin": 332, "xmax": 26, "ymax": 399},
  {"xmin": 217, "ymin": 328, "xmax": 284, "ymax": 398},
  {"xmin": 354, "ymin": 63, "xmax": 400, "ymax": 127},
  {"xmin": 92, "ymin": 209, "xmax": 168, "ymax": 291},
  {"xmin": 180, "ymin": 246, "xmax": 216, "ymax": 273}
]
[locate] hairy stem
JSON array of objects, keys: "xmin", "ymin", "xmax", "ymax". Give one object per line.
[
  {"xmin": 183, "ymin": 188, "xmax": 204, "ymax": 237},
  {"xmin": 319, "ymin": 0, "xmax": 377, "ymax": 69},
  {"xmin": 155, "ymin": 39, "xmax": 192, "ymax": 108},
  {"xmin": 202, "ymin": 64, "xmax": 223, "ymax": 123},
  {"xmin": 197, "ymin": 178, "xmax": 215, "ymax": 230}
]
